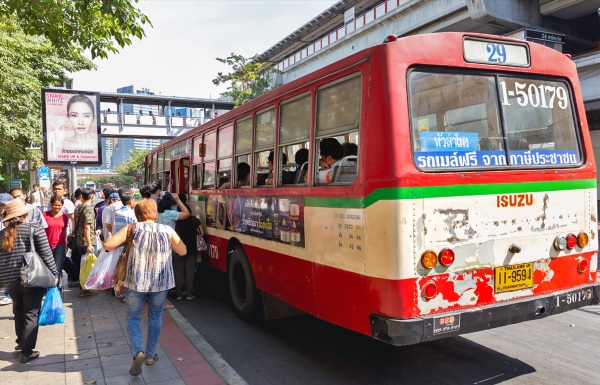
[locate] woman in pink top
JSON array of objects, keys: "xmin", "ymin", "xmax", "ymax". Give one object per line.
[{"xmin": 42, "ymin": 196, "xmax": 69, "ymax": 289}]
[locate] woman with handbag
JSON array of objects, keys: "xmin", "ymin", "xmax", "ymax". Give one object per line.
[
  {"xmin": 0, "ymin": 198, "xmax": 57, "ymax": 363},
  {"xmin": 104, "ymin": 198, "xmax": 186, "ymax": 376}
]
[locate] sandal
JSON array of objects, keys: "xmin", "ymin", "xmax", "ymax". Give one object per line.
[
  {"xmin": 129, "ymin": 351, "xmax": 145, "ymax": 376},
  {"xmin": 185, "ymin": 296, "xmax": 195, "ymax": 301},
  {"xmin": 145, "ymin": 353, "xmax": 159, "ymax": 365}
]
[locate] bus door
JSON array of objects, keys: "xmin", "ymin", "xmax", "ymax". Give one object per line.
[{"xmin": 171, "ymin": 158, "xmax": 190, "ymax": 194}]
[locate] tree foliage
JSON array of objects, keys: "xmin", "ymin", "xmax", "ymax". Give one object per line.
[
  {"xmin": 212, "ymin": 53, "xmax": 279, "ymax": 107},
  {"xmin": 0, "ymin": 15, "xmax": 94, "ymax": 170},
  {"xmin": 84, "ymin": 149, "xmax": 147, "ymax": 188},
  {"xmin": 0, "ymin": 0, "xmax": 151, "ymax": 59},
  {"xmin": 0, "ymin": 1, "xmax": 150, "ymax": 173}
]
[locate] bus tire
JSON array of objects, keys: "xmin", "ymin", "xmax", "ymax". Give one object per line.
[{"xmin": 228, "ymin": 248, "xmax": 262, "ymax": 320}]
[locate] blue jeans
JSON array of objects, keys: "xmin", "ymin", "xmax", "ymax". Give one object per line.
[
  {"xmin": 52, "ymin": 244, "xmax": 66, "ymax": 288},
  {"xmin": 124, "ymin": 288, "xmax": 169, "ymax": 358}
]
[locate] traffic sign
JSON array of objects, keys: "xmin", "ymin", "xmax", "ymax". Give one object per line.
[
  {"xmin": 37, "ymin": 166, "xmax": 50, "ymax": 181},
  {"xmin": 18, "ymin": 160, "xmax": 28, "ymax": 171}
]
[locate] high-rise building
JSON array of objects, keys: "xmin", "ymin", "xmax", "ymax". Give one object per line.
[
  {"xmin": 100, "ymin": 137, "xmax": 114, "ymax": 170},
  {"xmin": 111, "ymin": 137, "xmax": 163, "ymax": 169},
  {"xmin": 117, "ymin": 85, "xmax": 159, "ymax": 116},
  {"xmin": 108, "ymin": 86, "xmax": 164, "ymax": 168}
]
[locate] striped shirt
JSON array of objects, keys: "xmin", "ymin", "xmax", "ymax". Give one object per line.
[
  {"xmin": 123, "ymin": 222, "xmax": 174, "ymax": 292},
  {"xmin": 110, "ymin": 205, "xmax": 137, "ymax": 234},
  {"xmin": 0, "ymin": 223, "xmax": 57, "ymax": 288}
]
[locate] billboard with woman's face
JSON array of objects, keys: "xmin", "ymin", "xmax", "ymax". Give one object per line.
[{"xmin": 42, "ymin": 89, "xmax": 102, "ymax": 165}]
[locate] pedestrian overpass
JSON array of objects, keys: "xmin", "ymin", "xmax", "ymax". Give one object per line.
[{"xmin": 97, "ymin": 92, "xmax": 235, "ymax": 139}]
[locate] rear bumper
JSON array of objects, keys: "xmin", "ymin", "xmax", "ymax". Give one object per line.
[{"xmin": 370, "ymin": 282, "xmax": 600, "ymax": 346}]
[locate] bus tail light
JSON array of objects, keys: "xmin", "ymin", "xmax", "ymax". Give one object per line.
[
  {"xmin": 578, "ymin": 259, "xmax": 589, "ymax": 273},
  {"xmin": 577, "ymin": 232, "xmax": 589, "ymax": 248},
  {"xmin": 383, "ymin": 34, "xmax": 398, "ymax": 43},
  {"xmin": 554, "ymin": 236, "xmax": 566, "ymax": 251},
  {"xmin": 566, "ymin": 234, "xmax": 577, "ymax": 250},
  {"xmin": 438, "ymin": 248, "xmax": 455, "ymax": 267},
  {"xmin": 422, "ymin": 281, "xmax": 437, "ymax": 300},
  {"xmin": 421, "ymin": 250, "xmax": 437, "ymax": 269}
]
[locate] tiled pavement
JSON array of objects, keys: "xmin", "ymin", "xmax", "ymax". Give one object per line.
[{"xmin": 0, "ymin": 286, "xmax": 247, "ymax": 385}]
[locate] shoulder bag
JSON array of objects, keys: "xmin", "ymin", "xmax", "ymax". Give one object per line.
[
  {"xmin": 115, "ymin": 223, "xmax": 136, "ymax": 282},
  {"xmin": 67, "ymin": 208, "xmax": 85, "ymax": 250},
  {"xmin": 194, "ymin": 217, "xmax": 208, "ymax": 252},
  {"xmin": 20, "ymin": 223, "xmax": 56, "ymax": 288}
]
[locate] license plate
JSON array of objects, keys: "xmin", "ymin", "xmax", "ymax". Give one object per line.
[{"xmin": 494, "ymin": 263, "xmax": 533, "ymax": 293}]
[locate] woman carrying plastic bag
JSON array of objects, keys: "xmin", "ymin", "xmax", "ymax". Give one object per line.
[
  {"xmin": 39, "ymin": 287, "xmax": 65, "ymax": 326},
  {"xmin": 85, "ymin": 247, "xmax": 121, "ymax": 290}
]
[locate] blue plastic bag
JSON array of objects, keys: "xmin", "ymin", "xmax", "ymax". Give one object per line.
[{"xmin": 39, "ymin": 287, "xmax": 65, "ymax": 326}]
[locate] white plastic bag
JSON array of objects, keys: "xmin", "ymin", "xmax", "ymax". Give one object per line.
[{"xmin": 84, "ymin": 248, "xmax": 121, "ymax": 290}]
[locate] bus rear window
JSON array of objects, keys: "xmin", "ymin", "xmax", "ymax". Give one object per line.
[{"xmin": 408, "ymin": 70, "xmax": 581, "ymax": 170}]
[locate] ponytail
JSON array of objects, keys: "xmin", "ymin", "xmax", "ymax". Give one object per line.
[{"xmin": 0, "ymin": 216, "xmax": 27, "ymax": 253}]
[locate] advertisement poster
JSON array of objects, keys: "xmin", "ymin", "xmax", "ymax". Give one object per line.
[
  {"xmin": 42, "ymin": 89, "xmax": 102, "ymax": 165},
  {"xmin": 206, "ymin": 195, "xmax": 304, "ymax": 247}
]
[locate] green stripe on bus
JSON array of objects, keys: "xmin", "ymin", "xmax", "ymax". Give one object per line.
[{"xmin": 305, "ymin": 179, "xmax": 596, "ymax": 209}]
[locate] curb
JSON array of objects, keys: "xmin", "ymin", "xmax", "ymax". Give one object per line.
[{"xmin": 166, "ymin": 307, "xmax": 249, "ymax": 385}]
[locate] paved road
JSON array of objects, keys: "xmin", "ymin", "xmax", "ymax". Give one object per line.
[{"xmin": 173, "ymin": 270, "xmax": 600, "ymax": 385}]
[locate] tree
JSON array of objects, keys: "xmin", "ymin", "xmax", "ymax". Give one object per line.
[
  {"xmin": 212, "ymin": 53, "xmax": 279, "ymax": 107},
  {"xmin": 0, "ymin": 0, "xmax": 151, "ymax": 59},
  {"xmin": 0, "ymin": 1, "xmax": 150, "ymax": 173},
  {"xmin": 0, "ymin": 15, "xmax": 93, "ymax": 171},
  {"xmin": 113, "ymin": 149, "xmax": 147, "ymax": 188}
]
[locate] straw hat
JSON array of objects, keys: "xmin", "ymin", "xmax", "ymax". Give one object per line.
[{"xmin": 2, "ymin": 198, "xmax": 32, "ymax": 222}]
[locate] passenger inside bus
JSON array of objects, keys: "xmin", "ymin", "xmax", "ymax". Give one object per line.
[
  {"xmin": 318, "ymin": 138, "xmax": 344, "ymax": 183},
  {"xmin": 220, "ymin": 162, "xmax": 250, "ymax": 189},
  {"xmin": 341, "ymin": 142, "xmax": 358, "ymax": 157},
  {"xmin": 293, "ymin": 148, "xmax": 309, "ymax": 184},
  {"xmin": 258, "ymin": 151, "xmax": 290, "ymax": 186},
  {"xmin": 318, "ymin": 138, "xmax": 358, "ymax": 184}
]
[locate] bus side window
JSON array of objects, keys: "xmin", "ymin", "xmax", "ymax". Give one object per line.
[{"xmin": 255, "ymin": 150, "xmax": 271, "ymax": 186}]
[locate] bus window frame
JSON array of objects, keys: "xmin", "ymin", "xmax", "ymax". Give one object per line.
[
  {"xmin": 314, "ymin": 73, "xmax": 362, "ymax": 186},
  {"xmin": 232, "ymin": 116, "xmax": 253, "ymax": 189},
  {"xmin": 217, "ymin": 124, "xmax": 234, "ymax": 189},
  {"xmin": 279, "ymin": 92, "xmax": 312, "ymax": 186},
  {"xmin": 253, "ymin": 106, "xmax": 277, "ymax": 187},
  {"xmin": 202, "ymin": 130, "xmax": 217, "ymax": 190},
  {"xmin": 407, "ymin": 67, "xmax": 583, "ymax": 172}
]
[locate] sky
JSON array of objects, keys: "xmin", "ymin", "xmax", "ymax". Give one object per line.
[{"xmin": 72, "ymin": 0, "xmax": 338, "ymax": 99}]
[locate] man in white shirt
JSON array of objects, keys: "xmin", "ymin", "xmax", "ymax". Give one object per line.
[
  {"xmin": 28, "ymin": 184, "xmax": 43, "ymax": 208},
  {"xmin": 9, "ymin": 188, "xmax": 48, "ymax": 229},
  {"xmin": 318, "ymin": 138, "xmax": 345, "ymax": 184},
  {"xmin": 102, "ymin": 192, "xmax": 122, "ymax": 241},
  {"xmin": 49, "ymin": 181, "xmax": 75, "ymax": 228}
]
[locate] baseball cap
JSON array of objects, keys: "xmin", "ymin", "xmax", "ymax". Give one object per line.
[
  {"xmin": 109, "ymin": 193, "xmax": 120, "ymax": 199},
  {"xmin": 0, "ymin": 193, "xmax": 12, "ymax": 204}
]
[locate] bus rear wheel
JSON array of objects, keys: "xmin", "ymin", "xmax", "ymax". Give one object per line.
[{"xmin": 228, "ymin": 248, "xmax": 262, "ymax": 320}]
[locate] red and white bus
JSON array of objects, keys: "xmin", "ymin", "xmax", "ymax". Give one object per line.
[{"xmin": 145, "ymin": 32, "xmax": 600, "ymax": 345}]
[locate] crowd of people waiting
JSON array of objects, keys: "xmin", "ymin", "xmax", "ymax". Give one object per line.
[{"xmin": 0, "ymin": 180, "xmax": 201, "ymax": 376}]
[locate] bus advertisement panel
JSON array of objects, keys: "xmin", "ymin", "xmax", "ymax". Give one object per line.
[
  {"xmin": 206, "ymin": 195, "xmax": 304, "ymax": 247},
  {"xmin": 41, "ymin": 89, "xmax": 102, "ymax": 165}
]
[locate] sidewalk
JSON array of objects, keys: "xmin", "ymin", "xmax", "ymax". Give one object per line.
[{"xmin": 0, "ymin": 286, "xmax": 247, "ymax": 385}]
